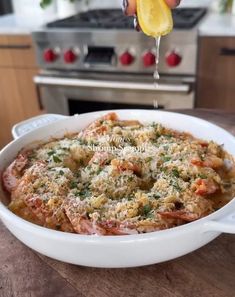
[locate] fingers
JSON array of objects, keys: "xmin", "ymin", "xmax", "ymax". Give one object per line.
[
  {"xmin": 122, "ymin": 0, "xmax": 181, "ymax": 32},
  {"xmin": 122, "ymin": 0, "xmax": 137, "ymax": 16},
  {"xmin": 122, "ymin": 0, "xmax": 181, "ymax": 16},
  {"xmin": 164, "ymin": 0, "xmax": 181, "ymax": 8}
]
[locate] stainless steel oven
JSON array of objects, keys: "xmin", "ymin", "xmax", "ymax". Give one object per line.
[
  {"xmin": 34, "ymin": 71, "xmax": 194, "ymax": 115},
  {"xmin": 32, "ymin": 8, "xmax": 206, "ymax": 115}
]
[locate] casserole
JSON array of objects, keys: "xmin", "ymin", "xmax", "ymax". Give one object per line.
[{"xmin": 0, "ymin": 110, "xmax": 235, "ymax": 268}]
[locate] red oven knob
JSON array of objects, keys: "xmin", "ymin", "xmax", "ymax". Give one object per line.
[
  {"xmin": 119, "ymin": 51, "xmax": 134, "ymax": 66},
  {"xmin": 43, "ymin": 49, "xmax": 57, "ymax": 63},
  {"xmin": 166, "ymin": 51, "xmax": 182, "ymax": 67},
  {"xmin": 64, "ymin": 50, "xmax": 77, "ymax": 63},
  {"xmin": 143, "ymin": 52, "xmax": 156, "ymax": 67}
]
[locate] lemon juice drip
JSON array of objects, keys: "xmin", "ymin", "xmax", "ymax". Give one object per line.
[
  {"xmin": 153, "ymin": 36, "xmax": 161, "ymax": 109},
  {"xmin": 154, "ymin": 36, "xmax": 161, "ymax": 81}
]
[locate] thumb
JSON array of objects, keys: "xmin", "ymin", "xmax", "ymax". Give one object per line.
[{"xmin": 164, "ymin": 0, "xmax": 181, "ymax": 8}]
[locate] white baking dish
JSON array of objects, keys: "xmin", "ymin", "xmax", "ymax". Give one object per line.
[{"xmin": 0, "ymin": 110, "xmax": 234, "ymax": 268}]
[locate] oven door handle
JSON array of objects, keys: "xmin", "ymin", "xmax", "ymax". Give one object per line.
[{"xmin": 34, "ymin": 76, "xmax": 191, "ymax": 94}]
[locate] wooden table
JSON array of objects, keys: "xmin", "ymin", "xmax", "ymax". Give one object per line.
[{"xmin": 0, "ymin": 109, "xmax": 235, "ymax": 297}]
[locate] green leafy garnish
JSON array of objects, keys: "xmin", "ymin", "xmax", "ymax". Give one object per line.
[
  {"xmin": 53, "ymin": 155, "xmax": 62, "ymax": 163},
  {"xmin": 172, "ymin": 168, "xmax": 180, "ymax": 178},
  {"xmin": 142, "ymin": 205, "xmax": 152, "ymax": 216},
  {"xmin": 163, "ymin": 156, "xmax": 171, "ymax": 162},
  {"xmin": 79, "ymin": 190, "xmax": 90, "ymax": 200},
  {"xmin": 47, "ymin": 150, "xmax": 55, "ymax": 156},
  {"xmin": 198, "ymin": 173, "xmax": 207, "ymax": 179},
  {"xmin": 165, "ymin": 134, "xmax": 173, "ymax": 138},
  {"xmin": 152, "ymin": 193, "xmax": 161, "ymax": 199},
  {"xmin": 146, "ymin": 157, "xmax": 153, "ymax": 163},
  {"xmin": 170, "ymin": 180, "xmax": 182, "ymax": 192},
  {"xmin": 70, "ymin": 181, "xmax": 77, "ymax": 189}
]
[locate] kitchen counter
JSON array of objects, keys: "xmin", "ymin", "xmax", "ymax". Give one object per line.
[
  {"xmin": 199, "ymin": 12, "xmax": 235, "ymax": 37},
  {"xmin": 0, "ymin": 109, "xmax": 235, "ymax": 297},
  {"xmin": 1, "ymin": 9, "xmax": 235, "ymax": 37},
  {"xmin": 0, "ymin": 13, "xmax": 56, "ymax": 35}
]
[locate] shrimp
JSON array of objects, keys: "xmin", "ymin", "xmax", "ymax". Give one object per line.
[
  {"xmin": 89, "ymin": 152, "xmax": 113, "ymax": 167},
  {"xmin": 2, "ymin": 153, "xmax": 28, "ymax": 193},
  {"xmin": 63, "ymin": 199, "xmax": 104, "ymax": 235},
  {"xmin": 159, "ymin": 211, "xmax": 199, "ymax": 222},
  {"xmin": 24, "ymin": 195, "xmax": 74, "ymax": 232},
  {"xmin": 99, "ymin": 220, "xmax": 138, "ymax": 235},
  {"xmin": 79, "ymin": 112, "xmax": 119, "ymax": 137},
  {"xmin": 64, "ymin": 196, "xmax": 137, "ymax": 235},
  {"xmin": 193, "ymin": 178, "xmax": 219, "ymax": 196},
  {"xmin": 191, "ymin": 156, "xmax": 223, "ymax": 169},
  {"xmin": 111, "ymin": 159, "xmax": 141, "ymax": 175}
]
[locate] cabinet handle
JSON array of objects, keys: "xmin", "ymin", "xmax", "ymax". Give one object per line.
[
  {"xmin": 220, "ymin": 48, "xmax": 235, "ymax": 56},
  {"xmin": 0, "ymin": 44, "xmax": 31, "ymax": 50}
]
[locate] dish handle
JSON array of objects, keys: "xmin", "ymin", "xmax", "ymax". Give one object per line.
[
  {"xmin": 12, "ymin": 114, "xmax": 69, "ymax": 139},
  {"xmin": 203, "ymin": 213, "xmax": 235, "ymax": 234}
]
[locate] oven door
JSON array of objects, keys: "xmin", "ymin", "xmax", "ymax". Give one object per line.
[{"xmin": 34, "ymin": 72, "xmax": 194, "ymax": 115}]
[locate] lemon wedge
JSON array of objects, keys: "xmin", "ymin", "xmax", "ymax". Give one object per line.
[{"xmin": 136, "ymin": 0, "xmax": 173, "ymax": 37}]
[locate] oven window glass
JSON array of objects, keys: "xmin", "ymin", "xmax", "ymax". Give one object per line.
[{"xmin": 68, "ymin": 99, "xmax": 163, "ymax": 115}]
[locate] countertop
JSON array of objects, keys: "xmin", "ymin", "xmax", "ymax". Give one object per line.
[
  {"xmin": 0, "ymin": 13, "xmax": 55, "ymax": 35},
  {"xmin": 199, "ymin": 13, "xmax": 235, "ymax": 37},
  {"xmin": 0, "ymin": 109, "xmax": 235, "ymax": 297},
  {"xmin": 0, "ymin": 10, "xmax": 235, "ymax": 37}
]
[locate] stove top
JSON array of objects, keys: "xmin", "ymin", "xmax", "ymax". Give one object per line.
[
  {"xmin": 48, "ymin": 9, "xmax": 134, "ymax": 29},
  {"xmin": 47, "ymin": 8, "xmax": 207, "ymax": 30}
]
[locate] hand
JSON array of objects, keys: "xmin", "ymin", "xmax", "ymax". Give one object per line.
[{"xmin": 123, "ymin": 0, "xmax": 181, "ymax": 16}]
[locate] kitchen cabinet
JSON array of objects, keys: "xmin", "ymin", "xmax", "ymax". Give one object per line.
[
  {"xmin": 0, "ymin": 35, "xmax": 42, "ymax": 148},
  {"xmin": 196, "ymin": 36, "xmax": 235, "ymax": 110}
]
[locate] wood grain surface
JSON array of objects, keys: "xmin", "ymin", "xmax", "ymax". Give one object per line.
[
  {"xmin": 0, "ymin": 34, "xmax": 42, "ymax": 149},
  {"xmin": 196, "ymin": 37, "xmax": 235, "ymax": 111},
  {"xmin": 0, "ymin": 109, "xmax": 235, "ymax": 297}
]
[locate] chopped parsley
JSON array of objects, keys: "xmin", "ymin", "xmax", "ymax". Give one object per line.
[
  {"xmin": 164, "ymin": 134, "xmax": 173, "ymax": 138},
  {"xmin": 127, "ymin": 176, "xmax": 134, "ymax": 182},
  {"xmin": 47, "ymin": 150, "xmax": 55, "ymax": 156},
  {"xmin": 198, "ymin": 173, "xmax": 207, "ymax": 179},
  {"xmin": 170, "ymin": 180, "xmax": 182, "ymax": 192},
  {"xmin": 75, "ymin": 189, "xmax": 90, "ymax": 200},
  {"xmin": 142, "ymin": 205, "xmax": 152, "ymax": 216},
  {"xmin": 53, "ymin": 155, "xmax": 62, "ymax": 163},
  {"xmin": 146, "ymin": 157, "xmax": 153, "ymax": 163},
  {"xmin": 172, "ymin": 168, "xmax": 180, "ymax": 178},
  {"xmin": 70, "ymin": 181, "xmax": 77, "ymax": 189},
  {"xmin": 152, "ymin": 193, "xmax": 161, "ymax": 199},
  {"xmin": 162, "ymin": 156, "xmax": 171, "ymax": 162}
]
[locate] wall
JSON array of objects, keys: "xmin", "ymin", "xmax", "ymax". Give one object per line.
[{"xmin": 89, "ymin": 0, "xmax": 120, "ymax": 8}]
